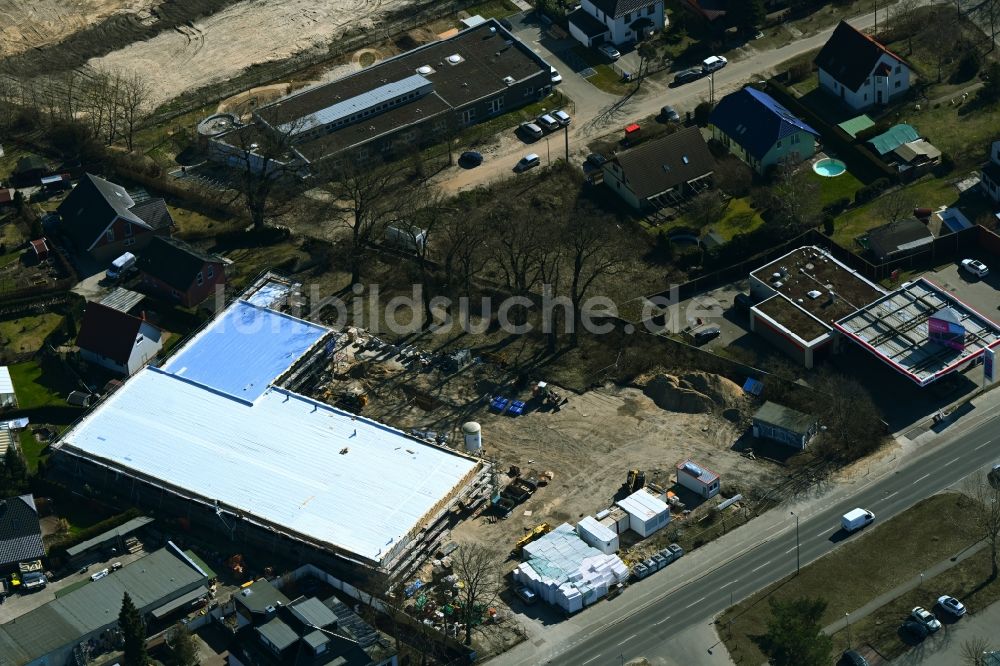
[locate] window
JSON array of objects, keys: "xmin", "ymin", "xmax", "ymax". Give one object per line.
[
  {"xmin": 207, "ymin": 265, "xmax": 214, "ymax": 279},
  {"xmin": 124, "ymin": 238, "xmax": 135, "ymax": 247},
  {"xmin": 106, "ymin": 229, "xmax": 115, "ymax": 242},
  {"xmin": 791, "ymin": 134, "xmax": 800, "ymax": 145},
  {"xmin": 461, "ymin": 108, "xmax": 475, "ymax": 125},
  {"xmin": 894, "ymin": 80, "xmax": 901, "ymax": 88},
  {"xmin": 524, "ymin": 87, "xmax": 534, "ymax": 98},
  {"xmin": 864, "ymin": 93, "xmax": 868, "ymax": 101},
  {"xmin": 125, "ymin": 223, "xmax": 133, "ymax": 236},
  {"xmin": 647, "ymin": 5, "xmax": 654, "ymax": 14},
  {"xmin": 196, "ymin": 272, "xmax": 204, "ymax": 286},
  {"xmin": 776, "ymin": 140, "xmax": 782, "ymax": 148},
  {"xmin": 488, "ymin": 96, "xmax": 505, "ymax": 114},
  {"xmin": 895, "ymin": 64, "xmax": 901, "ymax": 73}
]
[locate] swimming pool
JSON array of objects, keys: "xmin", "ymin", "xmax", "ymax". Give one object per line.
[{"xmin": 813, "ymin": 158, "xmax": 847, "ymax": 177}]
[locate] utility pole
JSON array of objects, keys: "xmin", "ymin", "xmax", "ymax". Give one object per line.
[
  {"xmin": 845, "ymin": 612, "xmax": 851, "ymax": 648},
  {"xmin": 791, "ymin": 511, "xmax": 800, "ymax": 574},
  {"xmin": 874, "ymin": 0, "xmax": 878, "ymax": 36},
  {"xmin": 546, "ymin": 136, "xmax": 551, "ymax": 165},
  {"xmin": 709, "ymin": 71, "xmax": 716, "ymax": 105},
  {"xmin": 564, "ymin": 123, "xmax": 569, "ymax": 162}
]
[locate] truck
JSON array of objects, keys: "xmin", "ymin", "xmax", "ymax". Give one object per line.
[
  {"xmin": 106, "ymin": 252, "xmax": 137, "ymax": 280},
  {"xmin": 842, "ymin": 508, "xmax": 875, "ymax": 533}
]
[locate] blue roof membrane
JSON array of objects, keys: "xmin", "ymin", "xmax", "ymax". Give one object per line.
[{"xmin": 161, "ymin": 300, "xmax": 326, "ymax": 401}]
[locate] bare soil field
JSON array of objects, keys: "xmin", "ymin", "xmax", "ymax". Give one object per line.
[
  {"xmin": 89, "ymin": 0, "xmax": 421, "ymax": 108},
  {"xmin": 0, "ymin": 0, "xmax": 158, "ymax": 58}
]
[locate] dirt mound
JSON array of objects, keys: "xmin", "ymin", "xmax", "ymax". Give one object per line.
[{"xmin": 640, "ymin": 371, "xmax": 745, "ymax": 414}]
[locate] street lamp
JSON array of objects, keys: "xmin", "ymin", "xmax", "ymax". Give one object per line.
[
  {"xmin": 545, "ymin": 136, "xmax": 551, "ymax": 165},
  {"xmin": 790, "ymin": 511, "xmax": 800, "ymax": 574},
  {"xmin": 845, "ymin": 611, "xmax": 851, "ymax": 648}
]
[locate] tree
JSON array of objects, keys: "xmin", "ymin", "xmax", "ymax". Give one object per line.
[
  {"xmin": 765, "ymin": 162, "xmax": 821, "ymax": 232},
  {"xmin": 119, "ymin": 592, "xmax": 149, "ymax": 666},
  {"xmin": 812, "ymin": 372, "xmax": 886, "ymax": 461},
  {"xmin": 229, "ymin": 118, "xmax": 303, "ymax": 232},
  {"xmin": 875, "ymin": 186, "xmax": 916, "ymax": 225},
  {"xmin": 687, "ymin": 191, "xmax": 728, "ymax": 229},
  {"xmin": 961, "ymin": 636, "xmax": 994, "ymax": 666},
  {"xmin": 564, "ymin": 210, "xmax": 631, "ymax": 345},
  {"xmin": 2, "ymin": 446, "xmax": 28, "ymax": 496},
  {"xmin": 118, "ymin": 70, "xmax": 152, "ymax": 152},
  {"xmin": 888, "ymin": 0, "xmax": 922, "ymax": 53},
  {"xmin": 166, "ymin": 622, "xmax": 199, "ymax": 666},
  {"xmin": 451, "ymin": 543, "xmax": 503, "ymax": 646},
  {"xmin": 960, "ymin": 470, "xmax": 1000, "ymax": 580},
  {"xmin": 972, "ymin": 0, "xmax": 1000, "ymax": 52},
  {"xmin": 635, "ymin": 42, "xmax": 659, "ymax": 89},
  {"xmin": 729, "ymin": 0, "xmax": 766, "ymax": 34},
  {"xmin": 978, "ymin": 62, "xmax": 1000, "ymax": 104},
  {"xmin": 762, "ymin": 597, "xmax": 833, "ymax": 666}
]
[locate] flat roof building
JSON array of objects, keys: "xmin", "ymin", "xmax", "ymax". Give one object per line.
[
  {"xmin": 752, "ymin": 402, "xmax": 817, "ymax": 449},
  {"xmin": 54, "ymin": 275, "xmax": 489, "ymax": 578},
  {"xmin": 211, "ymin": 19, "xmax": 552, "ymax": 175},
  {"xmin": 834, "ymin": 278, "xmax": 1000, "ymax": 386},
  {"xmin": 675, "ymin": 460, "xmax": 720, "ymax": 499},
  {"xmin": 749, "ymin": 246, "xmax": 885, "ymax": 368},
  {"xmin": 616, "ymin": 488, "xmax": 671, "ymax": 538}
]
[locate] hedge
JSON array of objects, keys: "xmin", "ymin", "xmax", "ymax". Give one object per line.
[{"xmin": 760, "ymin": 80, "xmax": 897, "ymax": 185}]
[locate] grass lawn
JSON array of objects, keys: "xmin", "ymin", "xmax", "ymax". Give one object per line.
[
  {"xmin": 18, "ymin": 429, "xmax": 49, "ymax": 473},
  {"xmin": 651, "ymin": 196, "xmax": 765, "ymax": 241},
  {"xmin": 571, "ymin": 46, "xmax": 634, "ymax": 96},
  {"xmin": 224, "ymin": 242, "xmax": 309, "ymax": 291},
  {"xmin": 718, "ymin": 493, "xmax": 978, "ymax": 665},
  {"xmin": 896, "ymin": 100, "xmax": 1000, "ymax": 171},
  {"xmin": 55, "ymin": 579, "xmax": 91, "ymax": 598},
  {"xmin": 463, "ymin": 0, "xmax": 519, "ymax": 19},
  {"xmin": 831, "ymin": 177, "xmax": 959, "ymax": 247},
  {"xmin": 809, "ymin": 169, "xmax": 863, "ymax": 208},
  {"xmin": 0, "ymin": 219, "xmax": 25, "ymax": 267},
  {"xmin": 0, "ymin": 313, "xmax": 64, "ymax": 355},
  {"xmin": 828, "ymin": 546, "xmax": 1000, "ymax": 660},
  {"xmin": 8, "ymin": 360, "xmax": 74, "ymax": 409},
  {"xmin": 460, "ymin": 90, "xmax": 573, "ymax": 147},
  {"xmin": 170, "ymin": 204, "xmax": 242, "ymax": 240}
]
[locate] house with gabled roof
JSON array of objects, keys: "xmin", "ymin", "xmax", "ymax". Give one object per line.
[
  {"xmin": 138, "ymin": 236, "xmax": 227, "ymax": 307},
  {"xmin": 815, "ymin": 21, "xmax": 911, "ymax": 111},
  {"xmin": 708, "ymin": 87, "xmax": 819, "ymax": 175},
  {"xmin": 76, "ymin": 301, "xmax": 163, "ymax": 376},
  {"xmin": 0, "ymin": 494, "xmax": 45, "ymax": 574},
  {"xmin": 601, "ymin": 126, "xmax": 715, "ymax": 210},
  {"xmin": 568, "ymin": 0, "xmax": 666, "ymax": 48},
  {"xmin": 56, "ymin": 173, "xmax": 174, "ymax": 262}
]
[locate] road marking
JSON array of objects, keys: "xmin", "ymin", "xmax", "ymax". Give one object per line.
[
  {"xmin": 913, "ymin": 473, "xmax": 930, "ymax": 484},
  {"xmin": 975, "ymin": 441, "xmax": 991, "ymax": 450},
  {"xmin": 582, "ymin": 656, "xmax": 599, "ymax": 665},
  {"xmin": 621, "ymin": 633, "xmax": 638, "ymax": 644},
  {"xmin": 942, "ymin": 456, "xmax": 960, "ymax": 467},
  {"xmin": 783, "ymin": 546, "xmax": 797, "ymax": 554},
  {"xmin": 883, "ymin": 491, "xmax": 898, "ymax": 501},
  {"xmin": 719, "ymin": 580, "xmax": 737, "ymax": 588},
  {"xmin": 653, "ymin": 616, "xmax": 671, "ymax": 626},
  {"xmin": 815, "ymin": 530, "xmax": 828, "ymax": 538},
  {"xmin": 751, "ymin": 561, "xmax": 771, "ymax": 573},
  {"xmin": 685, "ymin": 596, "xmax": 707, "ymax": 609}
]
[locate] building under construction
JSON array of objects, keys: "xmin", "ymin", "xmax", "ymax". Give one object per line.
[{"xmin": 53, "ymin": 274, "xmax": 492, "ymax": 582}]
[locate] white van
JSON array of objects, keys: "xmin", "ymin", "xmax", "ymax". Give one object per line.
[
  {"xmin": 841, "ymin": 508, "xmax": 875, "ymax": 533},
  {"xmin": 90, "ymin": 568, "xmax": 110, "ymax": 582},
  {"xmin": 106, "ymin": 252, "xmax": 137, "ymax": 280}
]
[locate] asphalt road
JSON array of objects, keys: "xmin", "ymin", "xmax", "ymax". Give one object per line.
[{"xmin": 493, "ymin": 402, "xmax": 1000, "ymax": 666}]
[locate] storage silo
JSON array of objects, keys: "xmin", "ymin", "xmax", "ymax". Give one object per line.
[{"xmin": 462, "ymin": 422, "xmax": 482, "ymax": 454}]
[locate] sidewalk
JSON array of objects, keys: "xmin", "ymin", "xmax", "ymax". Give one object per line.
[{"xmin": 822, "ymin": 541, "xmax": 987, "ymax": 635}]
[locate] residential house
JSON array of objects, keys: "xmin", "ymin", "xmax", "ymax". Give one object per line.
[
  {"xmin": 752, "ymin": 401, "xmax": 817, "ymax": 449},
  {"xmin": 815, "ymin": 21, "xmax": 911, "ymax": 111},
  {"xmin": 980, "ymin": 139, "xmax": 1000, "ymax": 204},
  {"xmin": 11, "ymin": 155, "xmax": 48, "ymax": 186},
  {"xmin": 568, "ymin": 0, "xmax": 665, "ymax": 48},
  {"xmin": 709, "ymin": 87, "xmax": 819, "ymax": 174},
  {"xmin": 76, "ymin": 302, "xmax": 163, "ymax": 376},
  {"xmin": 601, "ymin": 126, "xmax": 715, "ymax": 210},
  {"xmin": 0, "ymin": 494, "xmax": 45, "ymax": 574},
  {"xmin": 138, "ymin": 236, "xmax": 227, "ymax": 307},
  {"xmin": 682, "ymin": 0, "xmax": 784, "ymax": 22},
  {"xmin": 56, "ymin": 173, "xmax": 174, "ymax": 263},
  {"xmin": 864, "ymin": 218, "xmax": 934, "ymax": 262}
]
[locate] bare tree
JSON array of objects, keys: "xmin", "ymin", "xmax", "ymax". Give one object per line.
[
  {"xmin": 227, "ymin": 119, "xmax": 303, "ymax": 232},
  {"xmin": 972, "ymin": 0, "xmax": 1000, "ymax": 52},
  {"xmin": 876, "ymin": 187, "xmax": 916, "ymax": 225},
  {"xmin": 118, "ymin": 70, "xmax": 152, "ymax": 151},
  {"xmin": 491, "ymin": 209, "xmax": 544, "ymax": 325},
  {"xmin": 564, "ymin": 211, "xmax": 631, "ymax": 345},
  {"xmin": 450, "ymin": 542, "xmax": 503, "ymax": 646},
  {"xmin": 888, "ymin": 0, "xmax": 923, "ymax": 52},
  {"xmin": 688, "ymin": 190, "xmax": 729, "ymax": 229},
  {"xmin": 961, "ymin": 470, "xmax": 1000, "ymax": 580},
  {"xmin": 961, "ymin": 636, "xmax": 994, "ymax": 666},
  {"xmin": 439, "ymin": 211, "xmax": 489, "ymax": 293}
]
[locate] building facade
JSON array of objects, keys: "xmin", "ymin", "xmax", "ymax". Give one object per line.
[
  {"xmin": 815, "ymin": 21, "xmax": 911, "ymax": 111},
  {"xmin": 568, "ymin": 0, "xmax": 665, "ymax": 47}
]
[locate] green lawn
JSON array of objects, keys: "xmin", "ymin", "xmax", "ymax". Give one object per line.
[
  {"xmin": 170, "ymin": 204, "xmax": 242, "ymax": 240},
  {"xmin": 55, "ymin": 579, "xmax": 91, "ymax": 598},
  {"xmin": 831, "ymin": 177, "xmax": 959, "ymax": 247},
  {"xmin": 810, "ymin": 168, "xmax": 863, "ymax": 208},
  {"xmin": 896, "ymin": 100, "xmax": 1000, "ymax": 171},
  {"xmin": 571, "ymin": 46, "xmax": 634, "ymax": 96},
  {"xmin": 0, "ymin": 313, "xmax": 64, "ymax": 355},
  {"xmin": 0, "ymin": 219, "xmax": 25, "ymax": 267},
  {"xmin": 8, "ymin": 360, "xmax": 75, "ymax": 409},
  {"xmin": 463, "ymin": 0, "xmax": 519, "ymax": 19},
  {"xmin": 713, "ymin": 197, "xmax": 766, "ymax": 240},
  {"xmin": 719, "ymin": 493, "xmax": 979, "ymax": 665},
  {"xmin": 18, "ymin": 429, "xmax": 49, "ymax": 473}
]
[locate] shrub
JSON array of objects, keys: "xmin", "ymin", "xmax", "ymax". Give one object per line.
[
  {"xmin": 694, "ymin": 101, "xmax": 715, "ymax": 127},
  {"xmin": 953, "ymin": 50, "xmax": 981, "ymax": 83},
  {"xmin": 787, "ymin": 61, "xmax": 811, "ymax": 84},
  {"xmin": 822, "ymin": 197, "xmax": 851, "ymax": 215},
  {"xmin": 822, "ymin": 214, "xmax": 835, "ymax": 236},
  {"xmin": 933, "ymin": 152, "xmax": 955, "ymax": 176}
]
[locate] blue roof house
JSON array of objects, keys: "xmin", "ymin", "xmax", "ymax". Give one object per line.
[{"xmin": 708, "ymin": 87, "xmax": 819, "ymax": 175}]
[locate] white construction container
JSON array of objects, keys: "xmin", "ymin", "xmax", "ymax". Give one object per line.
[
  {"xmin": 616, "ymin": 488, "xmax": 671, "ymax": 538},
  {"xmin": 598, "ymin": 507, "xmax": 630, "ymax": 534},
  {"xmin": 462, "ymin": 421, "xmax": 482, "ymax": 454},
  {"xmin": 576, "ymin": 516, "xmax": 619, "ymax": 554}
]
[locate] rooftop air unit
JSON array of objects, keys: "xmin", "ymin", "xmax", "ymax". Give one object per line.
[
  {"xmin": 416, "ymin": 65, "xmax": 435, "ymax": 75},
  {"xmin": 447, "ymin": 54, "xmax": 465, "ymax": 65},
  {"xmin": 503, "ymin": 76, "xmax": 515, "ymax": 86}
]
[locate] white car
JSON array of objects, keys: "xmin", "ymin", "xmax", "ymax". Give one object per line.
[
  {"xmin": 550, "ymin": 66, "xmax": 562, "ymax": 84},
  {"xmin": 536, "ymin": 114, "xmax": 560, "ymax": 132},
  {"xmin": 936, "ymin": 595, "xmax": 967, "ymax": 617},
  {"xmin": 514, "ymin": 153, "xmax": 540, "ymax": 172},
  {"xmin": 552, "ymin": 110, "xmax": 571, "ymax": 126},
  {"xmin": 598, "ymin": 43, "xmax": 621, "ymax": 60},
  {"xmin": 960, "ymin": 258, "xmax": 989, "ymax": 277},
  {"xmin": 702, "ymin": 55, "xmax": 728, "ymax": 73},
  {"xmin": 910, "ymin": 606, "xmax": 942, "ymax": 632}
]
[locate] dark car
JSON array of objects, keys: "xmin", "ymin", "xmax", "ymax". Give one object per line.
[
  {"xmin": 693, "ymin": 325, "xmax": 721, "ymax": 345},
  {"xmin": 586, "ymin": 153, "xmax": 607, "ymax": 169},
  {"xmin": 459, "ymin": 151, "xmax": 483, "ymax": 167},
  {"xmin": 899, "ymin": 620, "xmax": 929, "ymax": 641},
  {"xmin": 673, "ymin": 67, "xmax": 704, "ymax": 85},
  {"xmin": 660, "ymin": 105, "xmax": 680, "ymax": 122},
  {"xmin": 733, "ymin": 293, "xmax": 752, "ymax": 313},
  {"xmin": 498, "ymin": 17, "xmax": 513, "ymax": 30},
  {"xmin": 841, "ymin": 650, "xmax": 869, "ymax": 666}
]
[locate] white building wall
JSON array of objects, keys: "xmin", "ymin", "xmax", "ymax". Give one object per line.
[
  {"xmin": 126, "ymin": 323, "xmax": 164, "ymax": 375},
  {"xmin": 819, "ymin": 53, "xmax": 910, "ymax": 111}
]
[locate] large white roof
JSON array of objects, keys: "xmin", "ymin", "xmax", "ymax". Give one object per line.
[{"xmin": 0, "ymin": 366, "xmax": 12, "ymax": 395}]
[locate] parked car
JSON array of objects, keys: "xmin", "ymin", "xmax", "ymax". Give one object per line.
[
  {"xmin": 693, "ymin": 325, "xmax": 721, "ymax": 345},
  {"xmin": 515, "ymin": 585, "xmax": 537, "ymax": 604},
  {"xmin": 673, "ymin": 67, "xmax": 703, "ymax": 85},
  {"xmin": 519, "ymin": 122, "xmax": 543, "ymax": 140},
  {"xmin": 459, "ymin": 151, "xmax": 483, "ymax": 167},
  {"xmin": 105, "ymin": 252, "xmax": 137, "ymax": 281},
  {"xmin": 899, "ymin": 620, "xmax": 929, "ymax": 640},
  {"xmin": 660, "ymin": 105, "xmax": 680, "ymax": 122},
  {"xmin": 514, "ymin": 153, "xmax": 541, "ymax": 172},
  {"xmin": 550, "ymin": 66, "xmax": 562, "ymax": 84},
  {"xmin": 586, "ymin": 153, "xmax": 607, "ymax": 169},
  {"xmin": 598, "ymin": 43, "xmax": 621, "ymax": 60},
  {"xmin": 21, "ymin": 572, "xmax": 48, "ymax": 590},
  {"xmin": 537, "ymin": 114, "xmax": 560, "ymax": 132},
  {"xmin": 841, "ymin": 508, "xmax": 875, "ymax": 533},
  {"xmin": 910, "ymin": 607, "xmax": 941, "ymax": 632},
  {"xmin": 841, "ymin": 650, "xmax": 869, "ymax": 666},
  {"xmin": 552, "ymin": 110, "xmax": 571, "ymax": 126},
  {"xmin": 702, "ymin": 55, "xmax": 728, "ymax": 72},
  {"xmin": 960, "ymin": 258, "xmax": 989, "ymax": 277},
  {"xmin": 936, "ymin": 595, "xmax": 967, "ymax": 617}
]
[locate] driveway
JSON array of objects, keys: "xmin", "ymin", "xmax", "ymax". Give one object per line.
[
  {"xmin": 922, "ymin": 261, "xmax": 1000, "ymax": 323},
  {"xmin": 891, "ymin": 598, "xmax": 1000, "ymax": 664}
]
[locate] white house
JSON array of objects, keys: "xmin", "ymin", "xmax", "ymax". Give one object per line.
[
  {"xmin": 568, "ymin": 0, "xmax": 665, "ymax": 48},
  {"xmin": 76, "ymin": 302, "xmax": 163, "ymax": 376},
  {"xmin": 981, "ymin": 139, "xmax": 1000, "ymax": 204},
  {"xmin": 814, "ymin": 21, "xmax": 911, "ymax": 111},
  {"xmin": 0, "ymin": 366, "xmax": 15, "ymax": 409}
]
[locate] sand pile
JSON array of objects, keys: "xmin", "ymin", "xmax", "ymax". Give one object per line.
[{"xmin": 640, "ymin": 371, "xmax": 745, "ymax": 415}]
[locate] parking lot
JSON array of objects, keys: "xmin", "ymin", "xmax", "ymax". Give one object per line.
[{"xmin": 922, "ymin": 259, "xmax": 1000, "ymax": 323}]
